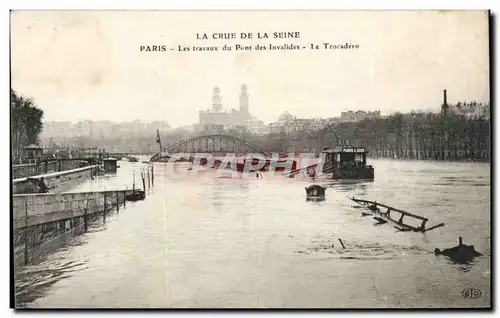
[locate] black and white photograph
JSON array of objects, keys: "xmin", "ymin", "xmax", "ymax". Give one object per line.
[{"xmin": 9, "ymin": 9, "xmax": 491, "ymax": 309}]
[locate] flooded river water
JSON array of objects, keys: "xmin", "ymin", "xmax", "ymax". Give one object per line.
[{"xmin": 14, "ymin": 158, "xmax": 491, "ymax": 308}]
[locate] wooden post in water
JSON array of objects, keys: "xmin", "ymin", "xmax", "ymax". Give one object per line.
[
  {"xmin": 84, "ymin": 207, "xmax": 88, "ymax": 232},
  {"xmin": 147, "ymin": 166, "xmax": 151, "ymax": 190},
  {"xmin": 398, "ymin": 214, "xmax": 404, "ymax": 224},
  {"xmin": 141, "ymin": 172, "xmax": 146, "ymax": 193},
  {"xmin": 338, "ymin": 238, "xmax": 346, "ymax": 249},
  {"xmin": 420, "ymin": 219, "xmax": 427, "ymax": 232},
  {"xmin": 123, "ymin": 190, "xmax": 126, "ymax": 208},
  {"xmin": 24, "ymin": 200, "xmax": 29, "ymax": 265},
  {"xmin": 386, "ymin": 208, "xmax": 391, "ymax": 218},
  {"xmin": 116, "ymin": 191, "xmax": 119, "ymax": 213},
  {"xmin": 132, "ymin": 171, "xmax": 136, "ymax": 192},
  {"xmin": 103, "ymin": 192, "xmax": 107, "ymax": 223},
  {"xmin": 151, "ymin": 164, "xmax": 154, "ymax": 187}
]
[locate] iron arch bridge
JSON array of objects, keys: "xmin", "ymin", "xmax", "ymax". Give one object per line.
[
  {"xmin": 166, "ymin": 134, "xmax": 267, "ymax": 154},
  {"xmin": 151, "ymin": 134, "xmax": 268, "ymax": 161}
]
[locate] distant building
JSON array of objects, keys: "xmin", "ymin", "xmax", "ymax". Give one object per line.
[
  {"xmin": 177, "ymin": 125, "xmax": 196, "ymax": 132},
  {"xmin": 277, "ymin": 111, "xmax": 295, "ymax": 122},
  {"xmin": 268, "ymin": 112, "xmax": 330, "ymax": 135},
  {"xmin": 340, "ymin": 110, "xmax": 381, "ymax": 122},
  {"xmin": 197, "ymin": 85, "xmax": 267, "ymax": 134},
  {"xmin": 22, "ymin": 144, "xmax": 43, "ymax": 162},
  {"xmin": 268, "ymin": 111, "xmax": 295, "ymax": 134},
  {"xmin": 40, "ymin": 119, "xmax": 171, "ymax": 151},
  {"xmin": 448, "ymin": 101, "xmax": 490, "ymax": 119},
  {"xmin": 243, "ymin": 117, "xmax": 268, "ymax": 135},
  {"xmin": 440, "ymin": 89, "xmax": 490, "ymax": 119}
]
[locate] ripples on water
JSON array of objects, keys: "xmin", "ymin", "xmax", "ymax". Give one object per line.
[{"xmin": 14, "ymin": 159, "xmax": 490, "ymax": 308}]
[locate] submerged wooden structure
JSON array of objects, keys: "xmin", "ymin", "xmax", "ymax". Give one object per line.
[
  {"xmin": 305, "ymin": 184, "xmax": 326, "ymax": 201},
  {"xmin": 349, "ymin": 197, "xmax": 445, "ymax": 233},
  {"xmin": 434, "ymin": 237, "xmax": 482, "ymax": 263},
  {"xmin": 125, "ymin": 190, "xmax": 145, "ymax": 202}
]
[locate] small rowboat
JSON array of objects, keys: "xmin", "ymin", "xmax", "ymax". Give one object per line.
[
  {"xmin": 125, "ymin": 170, "xmax": 146, "ymax": 202},
  {"xmin": 125, "ymin": 190, "xmax": 145, "ymax": 202},
  {"xmin": 305, "ymin": 184, "xmax": 326, "ymax": 201}
]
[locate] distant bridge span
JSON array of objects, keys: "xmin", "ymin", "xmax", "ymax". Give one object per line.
[
  {"xmin": 150, "ymin": 134, "xmax": 269, "ymax": 161},
  {"xmin": 166, "ymin": 134, "xmax": 267, "ymax": 154}
]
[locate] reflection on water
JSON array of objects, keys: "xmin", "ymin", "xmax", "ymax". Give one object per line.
[
  {"xmin": 326, "ymin": 180, "xmax": 371, "ymax": 194},
  {"xmin": 14, "ymin": 159, "xmax": 490, "ymax": 308},
  {"xmin": 16, "ymin": 257, "xmax": 88, "ymax": 307}
]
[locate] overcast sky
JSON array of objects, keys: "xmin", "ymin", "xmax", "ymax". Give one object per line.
[{"xmin": 11, "ymin": 10, "xmax": 489, "ymax": 127}]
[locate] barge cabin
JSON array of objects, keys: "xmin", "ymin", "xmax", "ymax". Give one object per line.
[{"xmin": 322, "ymin": 146, "xmax": 374, "ymax": 180}]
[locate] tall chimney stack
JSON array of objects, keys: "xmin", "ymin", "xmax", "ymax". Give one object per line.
[{"xmin": 441, "ymin": 89, "xmax": 449, "ymax": 114}]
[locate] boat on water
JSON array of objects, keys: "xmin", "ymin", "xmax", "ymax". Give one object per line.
[
  {"xmin": 125, "ymin": 190, "xmax": 145, "ymax": 201},
  {"xmin": 125, "ymin": 171, "xmax": 146, "ymax": 202},
  {"xmin": 321, "ymin": 146, "xmax": 374, "ymax": 180},
  {"xmin": 305, "ymin": 184, "xmax": 326, "ymax": 201}
]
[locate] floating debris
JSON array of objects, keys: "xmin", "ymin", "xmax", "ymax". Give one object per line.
[
  {"xmin": 305, "ymin": 184, "xmax": 326, "ymax": 201},
  {"xmin": 373, "ymin": 216, "xmax": 388, "ymax": 225},
  {"xmin": 349, "ymin": 196, "xmax": 445, "ymax": 233},
  {"xmin": 338, "ymin": 238, "xmax": 346, "ymax": 249},
  {"xmin": 434, "ymin": 237, "xmax": 482, "ymax": 263}
]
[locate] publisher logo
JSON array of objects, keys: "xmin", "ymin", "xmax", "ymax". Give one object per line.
[{"xmin": 462, "ymin": 288, "xmax": 482, "ymax": 299}]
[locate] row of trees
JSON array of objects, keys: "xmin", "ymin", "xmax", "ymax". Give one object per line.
[
  {"xmin": 258, "ymin": 112, "xmax": 490, "ymax": 162},
  {"xmin": 11, "ymin": 89, "xmax": 44, "ymax": 158},
  {"xmin": 351, "ymin": 113, "xmax": 490, "ymax": 161}
]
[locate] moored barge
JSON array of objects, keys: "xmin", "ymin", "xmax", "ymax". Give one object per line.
[{"xmin": 322, "ymin": 146, "xmax": 374, "ymax": 180}]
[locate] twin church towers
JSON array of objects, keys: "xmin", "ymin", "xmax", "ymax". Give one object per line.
[
  {"xmin": 198, "ymin": 85, "xmax": 252, "ymax": 130},
  {"xmin": 210, "ymin": 84, "xmax": 249, "ymax": 115}
]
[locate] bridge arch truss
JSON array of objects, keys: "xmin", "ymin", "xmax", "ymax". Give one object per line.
[{"xmin": 164, "ymin": 134, "xmax": 268, "ymax": 155}]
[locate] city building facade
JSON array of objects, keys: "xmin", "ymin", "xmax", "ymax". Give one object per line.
[
  {"xmin": 441, "ymin": 89, "xmax": 490, "ymax": 119},
  {"xmin": 340, "ymin": 110, "xmax": 381, "ymax": 122},
  {"xmin": 197, "ymin": 85, "xmax": 267, "ymax": 135}
]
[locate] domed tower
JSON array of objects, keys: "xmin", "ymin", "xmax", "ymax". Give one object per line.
[
  {"xmin": 212, "ymin": 86, "xmax": 222, "ymax": 112},
  {"xmin": 239, "ymin": 84, "xmax": 249, "ymax": 115}
]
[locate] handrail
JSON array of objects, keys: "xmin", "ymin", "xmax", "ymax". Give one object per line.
[
  {"xmin": 351, "ymin": 197, "xmax": 428, "ymax": 221},
  {"xmin": 12, "ymin": 165, "xmax": 98, "ymax": 183}
]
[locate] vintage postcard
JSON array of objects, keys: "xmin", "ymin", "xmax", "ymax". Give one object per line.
[{"xmin": 10, "ymin": 10, "xmax": 491, "ymax": 309}]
